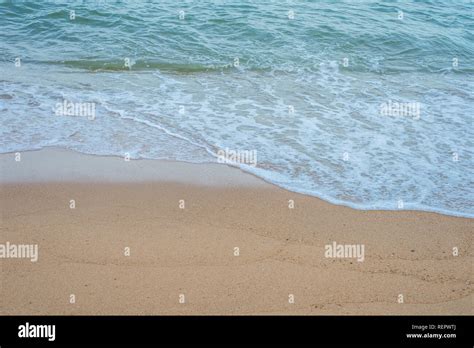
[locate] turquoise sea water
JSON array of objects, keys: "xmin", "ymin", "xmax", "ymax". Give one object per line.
[{"xmin": 0, "ymin": 1, "xmax": 473, "ymax": 217}]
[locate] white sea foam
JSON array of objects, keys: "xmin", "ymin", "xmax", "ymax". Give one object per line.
[{"xmin": 1, "ymin": 60, "xmax": 473, "ymax": 218}]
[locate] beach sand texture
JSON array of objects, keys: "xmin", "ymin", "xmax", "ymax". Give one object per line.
[{"xmin": 0, "ymin": 149, "xmax": 472, "ymax": 314}]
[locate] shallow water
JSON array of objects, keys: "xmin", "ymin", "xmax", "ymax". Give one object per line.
[{"xmin": 1, "ymin": 1, "xmax": 473, "ymax": 217}]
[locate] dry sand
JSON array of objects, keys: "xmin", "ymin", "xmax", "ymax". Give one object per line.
[{"xmin": 0, "ymin": 148, "xmax": 472, "ymax": 314}]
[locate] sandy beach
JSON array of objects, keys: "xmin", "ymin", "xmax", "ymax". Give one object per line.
[{"xmin": 0, "ymin": 148, "xmax": 472, "ymax": 315}]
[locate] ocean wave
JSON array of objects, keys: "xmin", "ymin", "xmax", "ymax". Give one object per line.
[{"xmin": 1, "ymin": 1, "xmax": 473, "ymax": 218}]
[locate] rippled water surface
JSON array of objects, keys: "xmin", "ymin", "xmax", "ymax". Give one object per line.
[{"xmin": 1, "ymin": 1, "xmax": 473, "ymax": 216}]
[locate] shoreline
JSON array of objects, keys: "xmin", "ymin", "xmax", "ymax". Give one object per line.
[
  {"xmin": 1, "ymin": 148, "xmax": 472, "ymax": 315},
  {"xmin": 1, "ymin": 147, "xmax": 472, "ymax": 218}
]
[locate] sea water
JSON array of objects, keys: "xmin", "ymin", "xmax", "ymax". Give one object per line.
[{"xmin": 1, "ymin": 0, "xmax": 473, "ymax": 217}]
